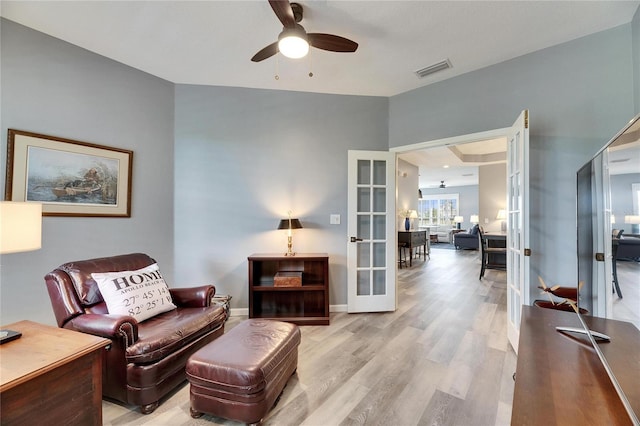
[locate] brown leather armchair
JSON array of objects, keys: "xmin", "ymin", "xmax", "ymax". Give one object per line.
[{"xmin": 44, "ymin": 253, "xmax": 226, "ymax": 414}]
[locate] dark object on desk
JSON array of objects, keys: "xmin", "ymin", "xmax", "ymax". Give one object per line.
[
  {"xmin": 478, "ymin": 227, "xmax": 506, "ymax": 279},
  {"xmin": 0, "ymin": 329, "xmax": 22, "ymax": 344},
  {"xmin": 44, "ymin": 253, "xmax": 227, "ymax": 414},
  {"xmin": 453, "ymin": 224, "xmax": 479, "ymax": 250}
]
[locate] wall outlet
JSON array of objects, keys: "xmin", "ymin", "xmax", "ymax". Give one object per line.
[{"xmin": 330, "ymin": 214, "xmax": 340, "ymax": 225}]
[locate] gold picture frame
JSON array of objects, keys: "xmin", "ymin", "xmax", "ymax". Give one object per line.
[{"xmin": 5, "ymin": 129, "xmax": 133, "ymax": 217}]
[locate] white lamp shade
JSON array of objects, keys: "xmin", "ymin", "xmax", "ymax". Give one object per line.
[
  {"xmin": 454, "ymin": 216, "xmax": 464, "ymax": 223},
  {"xmin": 0, "ymin": 202, "xmax": 42, "ymax": 254},
  {"xmin": 409, "ymin": 210, "xmax": 418, "ymax": 219},
  {"xmin": 624, "ymin": 215, "xmax": 640, "ymax": 224},
  {"xmin": 470, "ymin": 215, "xmax": 479, "ymax": 224},
  {"xmin": 496, "ymin": 209, "xmax": 507, "ymax": 220}
]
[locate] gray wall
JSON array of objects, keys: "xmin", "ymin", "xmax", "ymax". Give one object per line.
[
  {"xmin": 174, "ymin": 85, "xmax": 388, "ymax": 309},
  {"xmin": 479, "ymin": 163, "xmax": 507, "ymax": 233},
  {"xmin": 390, "ymin": 23, "xmax": 637, "ymax": 302},
  {"xmin": 0, "ymin": 19, "xmax": 175, "ymax": 325},
  {"xmin": 1, "ymin": 13, "xmax": 638, "ymax": 323}
]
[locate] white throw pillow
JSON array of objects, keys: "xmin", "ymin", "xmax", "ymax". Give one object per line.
[{"xmin": 92, "ymin": 263, "xmax": 177, "ymax": 322}]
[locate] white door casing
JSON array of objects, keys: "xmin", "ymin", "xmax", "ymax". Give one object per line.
[
  {"xmin": 347, "ymin": 150, "xmax": 397, "ymax": 313},
  {"xmin": 506, "ymin": 110, "xmax": 530, "ymax": 354}
]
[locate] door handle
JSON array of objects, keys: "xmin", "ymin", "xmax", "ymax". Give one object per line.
[{"xmin": 350, "ymin": 237, "xmax": 363, "ymax": 243}]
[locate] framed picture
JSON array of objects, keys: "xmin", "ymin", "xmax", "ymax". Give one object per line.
[{"xmin": 5, "ymin": 129, "xmax": 133, "ymax": 217}]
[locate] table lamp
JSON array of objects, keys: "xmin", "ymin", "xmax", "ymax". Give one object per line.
[
  {"xmin": 454, "ymin": 215, "xmax": 464, "ymax": 230},
  {"xmin": 496, "ymin": 209, "xmax": 507, "ymax": 232},
  {"xmin": 1, "ymin": 201, "xmax": 42, "ymax": 343},
  {"xmin": 277, "ymin": 212, "xmax": 303, "ymax": 256},
  {"xmin": 409, "ymin": 210, "xmax": 418, "ymax": 230},
  {"xmin": 470, "ymin": 215, "xmax": 479, "ymax": 224}
]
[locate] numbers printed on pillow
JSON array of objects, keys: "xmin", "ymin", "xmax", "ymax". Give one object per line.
[{"xmin": 92, "ymin": 263, "xmax": 177, "ymax": 323}]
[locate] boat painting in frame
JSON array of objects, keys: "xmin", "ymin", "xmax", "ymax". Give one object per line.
[{"xmin": 5, "ymin": 129, "xmax": 133, "ymax": 217}]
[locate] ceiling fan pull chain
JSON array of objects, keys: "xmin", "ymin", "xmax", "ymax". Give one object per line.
[
  {"xmin": 274, "ymin": 54, "xmax": 280, "ymax": 80},
  {"xmin": 308, "ymin": 49, "xmax": 313, "ymax": 78}
]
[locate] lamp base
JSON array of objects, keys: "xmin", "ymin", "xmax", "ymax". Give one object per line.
[{"xmin": 284, "ymin": 252, "xmax": 297, "ymax": 256}]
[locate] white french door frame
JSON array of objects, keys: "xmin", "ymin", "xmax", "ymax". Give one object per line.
[{"xmin": 390, "ymin": 112, "xmax": 530, "ymax": 354}]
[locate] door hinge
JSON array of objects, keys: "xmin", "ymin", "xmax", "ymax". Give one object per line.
[
  {"xmin": 524, "ymin": 248, "xmax": 531, "ymax": 256},
  {"xmin": 524, "ymin": 110, "xmax": 529, "ymax": 129},
  {"xmin": 595, "ymin": 253, "xmax": 605, "ymax": 262}
]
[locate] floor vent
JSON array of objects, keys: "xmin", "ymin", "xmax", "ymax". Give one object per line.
[{"xmin": 415, "ymin": 59, "xmax": 452, "ymax": 79}]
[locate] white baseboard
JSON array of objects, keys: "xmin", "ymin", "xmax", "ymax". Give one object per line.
[{"xmin": 229, "ymin": 305, "xmax": 347, "ymax": 318}]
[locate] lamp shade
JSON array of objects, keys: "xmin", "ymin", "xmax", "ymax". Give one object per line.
[
  {"xmin": 624, "ymin": 215, "xmax": 640, "ymax": 224},
  {"xmin": 470, "ymin": 215, "xmax": 479, "ymax": 224},
  {"xmin": 454, "ymin": 216, "xmax": 464, "ymax": 223},
  {"xmin": 0, "ymin": 201, "xmax": 42, "ymax": 254},
  {"xmin": 278, "ymin": 218, "xmax": 303, "ymax": 230},
  {"xmin": 409, "ymin": 210, "xmax": 418, "ymax": 219},
  {"xmin": 496, "ymin": 209, "xmax": 507, "ymax": 220}
]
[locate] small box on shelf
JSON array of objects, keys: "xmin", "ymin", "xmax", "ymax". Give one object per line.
[{"xmin": 274, "ymin": 271, "xmax": 302, "ymax": 287}]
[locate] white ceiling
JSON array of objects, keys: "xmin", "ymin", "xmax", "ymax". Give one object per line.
[
  {"xmin": 2, "ymin": 0, "xmax": 638, "ymax": 98},
  {"xmin": 2, "ymin": 0, "xmax": 638, "ymax": 188}
]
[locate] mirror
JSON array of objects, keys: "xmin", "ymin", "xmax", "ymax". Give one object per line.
[{"xmin": 576, "ymin": 113, "xmax": 640, "ymax": 424}]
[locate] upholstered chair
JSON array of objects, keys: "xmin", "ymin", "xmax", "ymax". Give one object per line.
[{"xmin": 44, "ymin": 253, "xmax": 226, "ymax": 414}]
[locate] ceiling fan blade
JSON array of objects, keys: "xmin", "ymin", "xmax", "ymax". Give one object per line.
[
  {"xmin": 251, "ymin": 42, "xmax": 279, "ymax": 62},
  {"xmin": 308, "ymin": 33, "xmax": 358, "ymax": 53},
  {"xmin": 269, "ymin": 0, "xmax": 296, "ymax": 28}
]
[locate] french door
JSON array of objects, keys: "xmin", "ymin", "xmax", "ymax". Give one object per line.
[
  {"xmin": 347, "ymin": 150, "xmax": 397, "ymax": 313},
  {"xmin": 506, "ymin": 110, "xmax": 530, "ymax": 353}
]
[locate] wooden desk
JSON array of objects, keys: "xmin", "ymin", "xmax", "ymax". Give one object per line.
[
  {"xmin": 512, "ymin": 306, "xmax": 640, "ymax": 425},
  {"xmin": 0, "ymin": 320, "xmax": 109, "ymax": 425}
]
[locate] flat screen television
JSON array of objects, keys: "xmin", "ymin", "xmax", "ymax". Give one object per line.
[{"xmin": 576, "ymin": 113, "xmax": 640, "ymax": 425}]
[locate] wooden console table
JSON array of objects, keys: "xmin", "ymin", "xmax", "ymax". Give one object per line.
[
  {"xmin": 0, "ymin": 320, "xmax": 109, "ymax": 425},
  {"xmin": 398, "ymin": 230, "xmax": 428, "ymax": 266},
  {"xmin": 512, "ymin": 306, "xmax": 640, "ymax": 425}
]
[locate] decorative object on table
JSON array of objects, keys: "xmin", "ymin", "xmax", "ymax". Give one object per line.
[
  {"xmin": 278, "ymin": 211, "xmax": 303, "ymax": 256},
  {"xmin": 212, "ymin": 295, "xmax": 232, "ymax": 321},
  {"xmin": 496, "ymin": 209, "xmax": 507, "ymax": 232},
  {"xmin": 470, "ymin": 214, "xmax": 479, "ymax": 224},
  {"xmin": 274, "ymin": 271, "xmax": 302, "ymax": 287},
  {"xmin": 534, "ymin": 276, "xmax": 587, "ymax": 314},
  {"xmin": 409, "ymin": 210, "xmax": 418, "ymax": 230},
  {"xmin": 5, "ymin": 129, "xmax": 133, "ymax": 217},
  {"xmin": 454, "ymin": 215, "xmax": 464, "ymax": 230},
  {"xmin": 0, "ymin": 201, "xmax": 42, "ymax": 344}
]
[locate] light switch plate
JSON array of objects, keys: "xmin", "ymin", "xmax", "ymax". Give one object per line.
[{"xmin": 330, "ymin": 214, "xmax": 340, "ymax": 225}]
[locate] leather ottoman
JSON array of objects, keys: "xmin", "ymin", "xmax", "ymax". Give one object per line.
[{"xmin": 186, "ymin": 319, "xmax": 301, "ymax": 425}]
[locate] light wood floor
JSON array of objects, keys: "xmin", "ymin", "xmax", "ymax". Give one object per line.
[
  {"xmin": 103, "ymin": 246, "xmax": 516, "ymax": 425},
  {"xmin": 612, "ymin": 259, "xmax": 640, "ymax": 329}
]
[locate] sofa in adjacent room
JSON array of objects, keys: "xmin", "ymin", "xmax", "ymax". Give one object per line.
[
  {"xmin": 617, "ymin": 234, "xmax": 640, "ymax": 261},
  {"xmin": 454, "ymin": 225, "xmax": 480, "ymax": 250}
]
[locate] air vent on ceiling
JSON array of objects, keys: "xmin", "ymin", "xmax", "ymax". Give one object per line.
[{"xmin": 415, "ymin": 59, "xmax": 452, "ymax": 79}]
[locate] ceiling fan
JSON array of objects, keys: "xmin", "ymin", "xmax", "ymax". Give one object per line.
[
  {"xmin": 251, "ymin": 0, "xmax": 358, "ymax": 62},
  {"xmin": 439, "ymin": 181, "xmax": 446, "ymax": 188}
]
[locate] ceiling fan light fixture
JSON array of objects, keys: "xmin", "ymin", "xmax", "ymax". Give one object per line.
[{"xmin": 278, "ymin": 27, "xmax": 309, "ymax": 59}]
